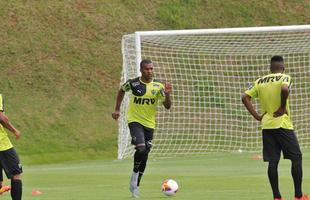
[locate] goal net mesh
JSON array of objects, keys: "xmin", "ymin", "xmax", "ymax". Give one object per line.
[{"xmin": 119, "ymin": 28, "xmax": 310, "ymax": 159}]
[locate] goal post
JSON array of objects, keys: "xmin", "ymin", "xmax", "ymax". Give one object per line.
[{"xmin": 119, "ymin": 25, "xmax": 310, "ymax": 159}]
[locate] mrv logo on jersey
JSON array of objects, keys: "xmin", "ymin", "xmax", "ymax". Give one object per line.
[
  {"xmin": 134, "ymin": 97, "xmax": 155, "ymax": 105},
  {"xmin": 257, "ymin": 75, "xmax": 289, "ymax": 84}
]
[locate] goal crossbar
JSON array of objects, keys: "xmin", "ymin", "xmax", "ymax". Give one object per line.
[{"xmin": 136, "ymin": 25, "xmax": 310, "ymax": 36}]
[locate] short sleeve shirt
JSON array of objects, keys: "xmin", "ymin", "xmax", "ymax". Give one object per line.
[
  {"xmin": 122, "ymin": 77, "xmax": 166, "ymax": 129},
  {"xmin": 245, "ymin": 73, "xmax": 293, "ymax": 130}
]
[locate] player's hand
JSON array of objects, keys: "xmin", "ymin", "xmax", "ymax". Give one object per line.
[
  {"xmin": 112, "ymin": 110, "xmax": 120, "ymax": 120},
  {"xmin": 164, "ymin": 81, "xmax": 172, "ymax": 94},
  {"xmin": 273, "ymin": 107, "xmax": 287, "ymax": 118},
  {"xmin": 14, "ymin": 130, "xmax": 21, "ymax": 140}
]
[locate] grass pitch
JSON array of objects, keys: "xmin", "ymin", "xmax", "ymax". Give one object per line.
[{"xmin": 1, "ymin": 151, "xmax": 310, "ymax": 200}]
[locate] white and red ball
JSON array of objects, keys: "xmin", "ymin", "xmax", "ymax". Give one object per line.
[{"xmin": 161, "ymin": 179, "xmax": 178, "ymax": 196}]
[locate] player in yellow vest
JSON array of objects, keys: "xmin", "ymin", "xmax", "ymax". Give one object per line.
[
  {"xmin": 112, "ymin": 59, "xmax": 172, "ymax": 198},
  {"xmin": 242, "ymin": 56, "xmax": 308, "ymax": 200},
  {"xmin": 0, "ymin": 94, "xmax": 23, "ymax": 200}
]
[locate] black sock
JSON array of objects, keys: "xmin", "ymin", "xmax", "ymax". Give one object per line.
[
  {"xmin": 137, "ymin": 150, "xmax": 149, "ymax": 186},
  {"xmin": 291, "ymin": 159, "xmax": 303, "ymax": 198},
  {"xmin": 138, "ymin": 153, "xmax": 149, "ymax": 173},
  {"xmin": 268, "ymin": 161, "xmax": 281, "ymax": 199},
  {"xmin": 133, "ymin": 147, "xmax": 146, "ymax": 173},
  {"xmin": 11, "ymin": 179, "xmax": 22, "ymax": 200},
  {"xmin": 137, "ymin": 172, "xmax": 143, "ymax": 187}
]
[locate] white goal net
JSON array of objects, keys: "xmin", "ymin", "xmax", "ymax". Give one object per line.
[{"xmin": 118, "ymin": 25, "xmax": 310, "ymax": 159}]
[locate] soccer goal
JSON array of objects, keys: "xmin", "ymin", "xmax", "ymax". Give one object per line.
[{"xmin": 118, "ymin": 25, "xmax": 310, "ymax": 159}]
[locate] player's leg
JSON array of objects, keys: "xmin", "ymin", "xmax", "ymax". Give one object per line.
[
  {"xmin": 130, "ymin": 143, "xmax": 147, "ymax": 195},
  {"xmin": 0, "ymin": 164, "xmax": 3, "ymax": 191},
  {"xmin": 263, "ymin": 129, "xmax": 282, "ymax": 199},
  {"xmin": 277, "ymin": 128, "xmax": 304, "ymax": 199},
  {"xmin": 268, "ymin": 161, "xmax": 281, "ymax": 199},
  {"xmin": 10, "ymin": 174, "xmax": 22, "ymax": 200},
  {"xmin": 137, "ymin": 146, "xmax": 150, "ymax": 187},
  {"xmin": 129, "ymin": 123, "xmax": 147, "ymax": 174},
  {"xmin": 0, "ymin": 148, "xmax": 23, "ymax": 200},
  {"xmin": 128, "ymin": 122, "xmax": 147, "ymax": 197},
  {"xmin": 0, "ymin": 163, "xmax": 10, "ymax": 195},
  {"xmin": 137, "ymin": 126, "xmax": 153, "ymax": 186},
  {"xmin": 291, "ymin": 159, "xmax": 303, "ymax": 199},
  {"xmin": 133, "ymin": 144, "xmax": 147, "ymax": 173}
]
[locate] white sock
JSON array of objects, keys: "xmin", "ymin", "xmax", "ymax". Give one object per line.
[{"xmin": 130, "ymin": 172, "xmax": 139, "ymax": 188}]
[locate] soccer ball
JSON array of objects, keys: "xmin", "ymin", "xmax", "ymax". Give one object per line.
[{"xmin": 161, "ymin": 179, "xmax": 178, "ymax": 196}]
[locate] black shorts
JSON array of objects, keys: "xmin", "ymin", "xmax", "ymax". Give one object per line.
[
  {"xmin": 128, "ymin": 122, "xmax": 154, "ymax": 147},
  {"xmin": 0, "ymin": 147, "xmax": 23, "ymax": 180},
  {"xmin": 262, "ymin": 128, "xmax": 302, "ymax": 162}
]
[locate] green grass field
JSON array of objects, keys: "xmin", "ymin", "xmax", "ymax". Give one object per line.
[
  {"xmin": 0, "ymin": 0, "xmax": 309, "ymax": 164},
  {"xmin": 1, "ymin": 151, "xmax": 309, "ymax": 200}
]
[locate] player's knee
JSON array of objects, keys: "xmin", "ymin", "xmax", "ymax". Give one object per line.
[
  {"xmin": 135, "ymin": 146, "xmax": 147, "ymax": 155},
  {"xmin": 291, "ymin": 157, "xmax": 302, "ymax": 165},
  {"xmin": 289, "ymin": 153, "xmax": 302, "ymax": 163},
  {"xmin": 11, "ymin": 174, "xmax": 22, "ymax": 181},
  {"xmin": 268, "ymin": 161, "xmax": 279, "ymax": 168}
]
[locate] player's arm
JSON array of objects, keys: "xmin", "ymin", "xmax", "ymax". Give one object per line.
[
  {"xmin": 273, "ymin": 84, "xmax": 289, "ymax": 117},
  {"xmin": 242, "ymin": 93, "xmax": 265, "ymax": 121},
  {"xmin": 112, "ymin": 80, "xmax": 131, "ymax": 120},
  {"xmin": 112, "ymin": 89, "xmax": 125, "ymax": 120},
  {"xmin": 0, "ymin": 112, "xmax": 21, "ymax": 139},
  {"xmin": 274, "ymin": 75, "xmax": 291, "ymax": 117},
  {"xmin": 162, "ymin": 81, "xmax": 172, "ymax": 109}
]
